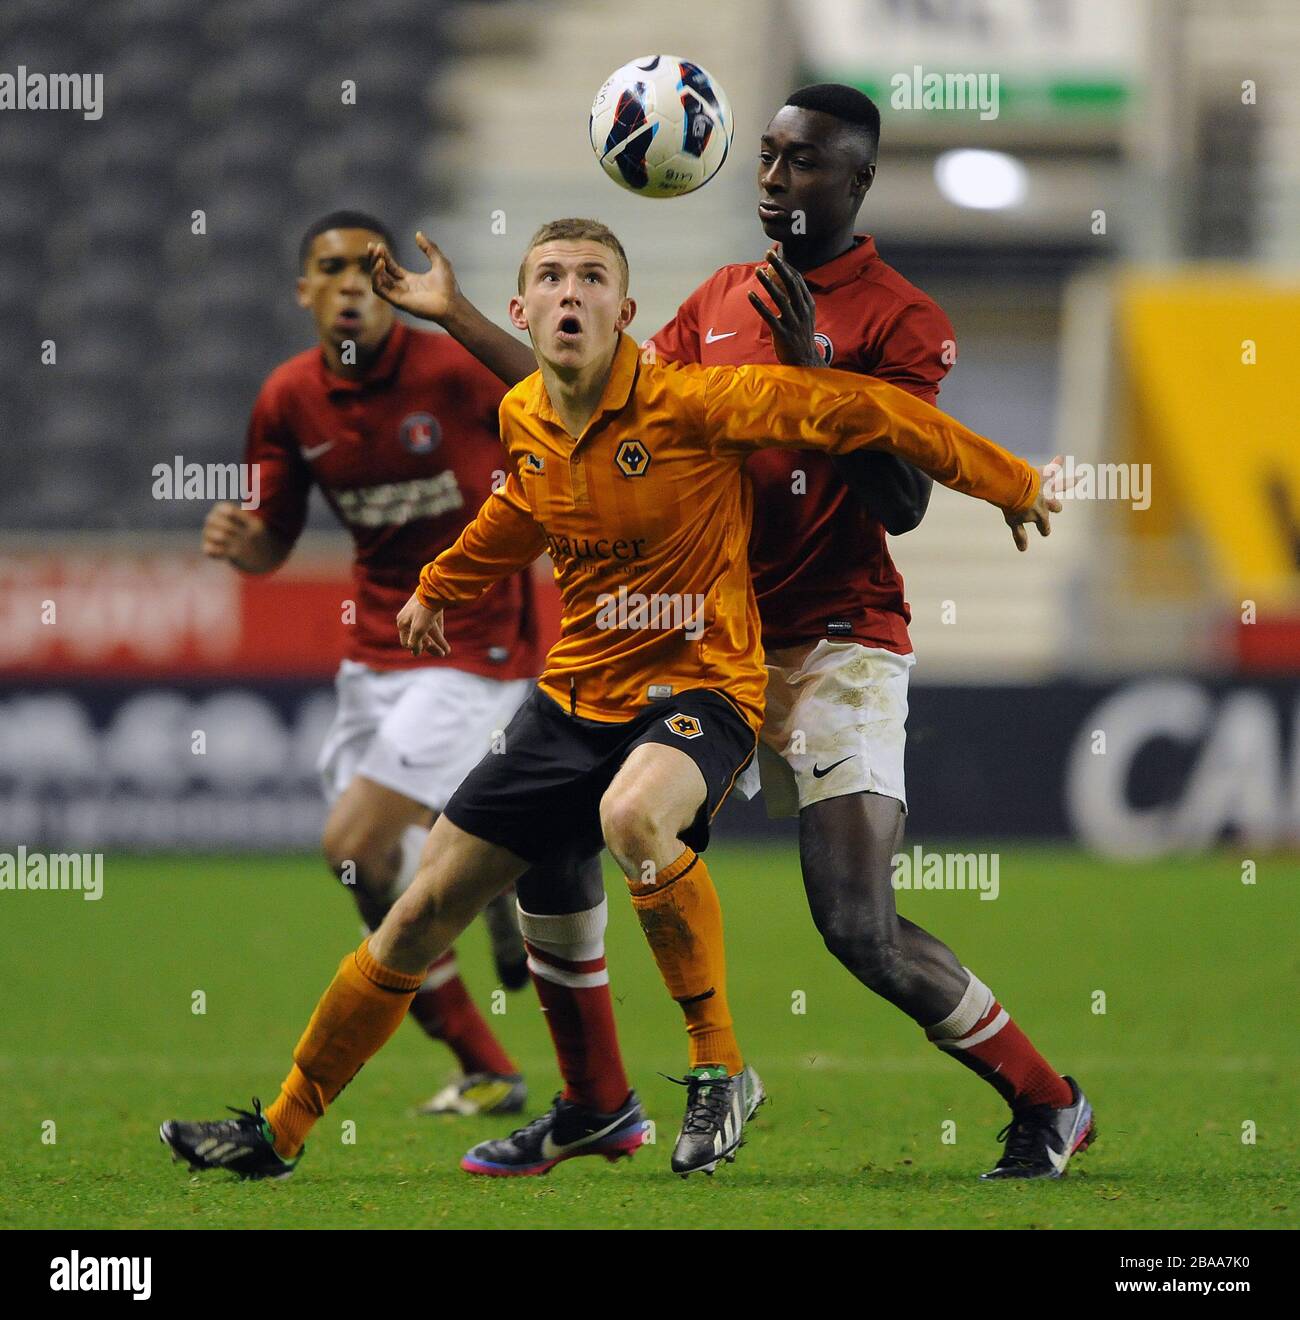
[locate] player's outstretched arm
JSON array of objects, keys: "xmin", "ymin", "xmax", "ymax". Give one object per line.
[
  {"xmin": 201, "ymin": 502, "xmax": 291, "ymax": 574},
  {"xmin": 406, "ymin": 472, "xmax": 548, "ymax": 655},
  {"xmin": 369, "ymin": 232, "xmax": 537, "ymax": 387},
  {"xmin": 701, "ymin": 366, "xmax": 1054, "ymax": 549}
]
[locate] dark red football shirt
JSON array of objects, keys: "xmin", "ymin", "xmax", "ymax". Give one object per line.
[
  {"xmin": 244, "ymin": 322, "xmax": 547, "ymax": 675},
  {"xmin": 650, "ymin": 234, "xmax": 955, "ymax": 653}
]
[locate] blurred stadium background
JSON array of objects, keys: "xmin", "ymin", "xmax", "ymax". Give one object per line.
[{"xmin": 0, "ymin": 0, "xmax": 1297, "ymax": 861}]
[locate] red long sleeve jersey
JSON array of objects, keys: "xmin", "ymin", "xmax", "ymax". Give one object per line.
[
  {"xmin": 244, "ymin": 323, "xmax": 546, "ymax": 676},
  {"xmin": 650, "ymin": 234, "xmax": 956, "ymax": 653}
]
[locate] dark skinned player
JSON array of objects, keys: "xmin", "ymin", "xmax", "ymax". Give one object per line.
[{"xmin": 360, "ymin": 87, "xmax": 1095, "ymax": 1181}]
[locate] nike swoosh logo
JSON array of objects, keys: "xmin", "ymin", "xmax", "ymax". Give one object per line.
[
  {"xmin": 811, "ymin": 755, "xmax": 856, "ymax": 779},
  {"xmin": 705, "ymin": 328, "xmax": 737, "ymax": 343},
  {"xmin": 539, "ymin": 1112, "xmax": 630, "ymax": 1160},
  {"xmin": 301, "ymin": 442, "xmax": 334, "ymax": 461},
  {"xmin": 1047, "ymin": 1143, "xmax": 1069, "ymax": 1173}
]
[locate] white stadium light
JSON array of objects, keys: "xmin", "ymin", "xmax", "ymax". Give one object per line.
[{"xmin": 934, "ymin": 149, "xmax": 1029, "ymax": 210}]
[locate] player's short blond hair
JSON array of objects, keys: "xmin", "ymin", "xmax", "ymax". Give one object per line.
[{"xmin": 518, "ymin": 218, "xmax": 630, "ymax": 297}]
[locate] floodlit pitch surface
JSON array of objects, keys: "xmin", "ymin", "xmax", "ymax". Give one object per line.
[{"xmin": 1, "ymin": 844, "xmax": 1294, "ymax": 1229}]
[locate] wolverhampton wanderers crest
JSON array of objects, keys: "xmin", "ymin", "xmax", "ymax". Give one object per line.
[
  {"xmin": 665, "ymin": 713, "xmax": 703, "ymax": 740},
  {"xmin": 615, "ymin": 439, "xmax": 651, "ymax": 478}
]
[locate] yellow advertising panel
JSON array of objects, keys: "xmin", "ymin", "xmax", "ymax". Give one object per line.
[{"xmin": 1118, "ymin": 272, "xmax": 1300, "ymax": 602}]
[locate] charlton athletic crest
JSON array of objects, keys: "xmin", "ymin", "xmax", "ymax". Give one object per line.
[
  {"xmin": 400, "ymin": 412, "xmax": 442, "ymax": 454},
  {"xmin": 813, "ymin": 332, "xmax": 834, "ymax": 365}
]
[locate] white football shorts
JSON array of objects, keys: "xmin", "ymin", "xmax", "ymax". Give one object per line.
[
  {"xmin": 735, "ymin": 640, "xmax": 915, "ymax": 818},
  {"xmin": 317, "ymin": 659, "xmax": 534, "ymax": 812}
]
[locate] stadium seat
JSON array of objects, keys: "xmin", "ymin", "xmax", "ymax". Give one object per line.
[
  {"xmin": 57, "ymin": 121, "xmax": 184, "ymax": 191},
  {"xmin": 46, "ymin": 191, "xmax": 166, "ymax": 263},
  {"xmin": 306, "ymin": 46, "xmax": 435, "ymax": 122},
  {"xmin": 108, "ymin": 0, "xmax": 207, "ymax": 48},
  {"xmin": 189, "ymin": 46, "xmax": 316, "ymax": 124},
  {"xmin": 315, "ymin": 0, "xmax": 445, "ymax": 55},
  {"xmin": 39, "ymin": 266, "xmax": 156, "ymax": 329},
  {"xmin": 108, "ymin": 39, "xmax": 200, "ymax": 111},
  {"xmin": 0, "ymin": 116, "xmax": 72, "ymax": 173},
  {"xmin": 176, "ymin": 124, "xmax": 307, "ymax": 193},
  {"xmin": 199, "ymin": 0, "xmax": 322, "ymax": 48}
]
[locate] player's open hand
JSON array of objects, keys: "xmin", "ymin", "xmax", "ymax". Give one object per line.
[
  {"xmin": 749, "ymin": 247, "xmax": 822, "ymax": 367},
  {"xmin": 397, "ymin": 590, "xmax": 450, "ymax": 658},
  {"xmin": 202, "ymin": 501, "xmax": 261, "ymax": 563},
  {"xmin": 1003, "ymin": 455, "xmax": 1068, "ymax": 552},
  {"xmin": 368, "ymin": 231, "xmax": 460, "ymax": 324}
]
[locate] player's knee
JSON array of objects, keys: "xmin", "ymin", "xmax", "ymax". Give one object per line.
[
  {"xmin": 321, "ymin": 818, "xmax": 359, "ymax": 875},
  {"xmin": 598, "ymin": 787, "xmax": 658, "ymax": 871},
  {"xmin": 321, "ymin": 818, "xmax": 394, "ymax": 889}
]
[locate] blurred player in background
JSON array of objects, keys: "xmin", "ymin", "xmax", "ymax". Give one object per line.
[
  {"xmin": 356, "ymin": 85, "xmax": 1094, "ymax": 1182},
  {"xmin": 162, "ymin": 218, "xmax": 1063, "ymax": 1185},
  {"xmin": 201, "ymin": 210, "xmax": 545, "ymax": 1118}
]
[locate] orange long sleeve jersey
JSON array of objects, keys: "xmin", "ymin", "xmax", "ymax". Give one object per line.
[{"xmin": 417, "ymin": 333, "xmax": 1040, "ymax": 731}]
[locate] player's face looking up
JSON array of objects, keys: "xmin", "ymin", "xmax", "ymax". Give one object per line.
[
  {"xmin": 296, "ymin": 227, "xmax": 395, "ymax": 372},
  {"xmin": 757, "ymin": 106, "xmax": 876, "ymax": 265},
  {"xmin": 509, "ymin": 239, "xmax": 636, "ymax": 377}
]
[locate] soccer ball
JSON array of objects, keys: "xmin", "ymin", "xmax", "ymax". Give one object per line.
[{"xmin": 589, "ymin": 55, "xmax": 733, "ymax": 199}]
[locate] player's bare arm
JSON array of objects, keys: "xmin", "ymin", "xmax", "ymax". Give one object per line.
[
  {"xmin": 201, "ymin": 501, "xmax": 291, "ymax": 574},
  {"xmin": 752, "ymin": 247, "xmax": 934, "ymax": 535},
  {"xmin": 369, "ymin": 231, "xmax": 537, "ymax": 387},
  {"xmin": 396, "ymin": 591, "xmax": 450, "ymax": 658}
]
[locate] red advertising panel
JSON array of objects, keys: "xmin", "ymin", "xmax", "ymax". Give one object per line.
[{"xmin": 0, "ymin": 549, "xmax": 351, "ymax": 678}]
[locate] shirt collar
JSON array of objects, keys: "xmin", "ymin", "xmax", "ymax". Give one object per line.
[
  {"xmin": 799, "ymin": 234, "xmax": 879, "ymax": 293},
  {"xmin": 318, "ymin": 321, "xmax": 409, "ymax": 394},
  {"xmin": 525, "ymin": 331, "xmax": 640, "ymax": 434}
]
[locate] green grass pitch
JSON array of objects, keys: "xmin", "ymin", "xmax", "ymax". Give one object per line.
[{"xmin": 1, "ymin": 842, "xmax": 1295, "ymax": 1229}]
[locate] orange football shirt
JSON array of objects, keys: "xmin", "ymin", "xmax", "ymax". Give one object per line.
[{"xmin": 417, "ymin": 332, "xmax": 1039, "ymax": 730}]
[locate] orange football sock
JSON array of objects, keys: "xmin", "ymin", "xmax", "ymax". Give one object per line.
[
  {"xmin": 265, "ymin": 938, "xmax": 424, "ymax": 1159},
  {"xmin": 627, "ymin": 846, "xmax": 743, "ymax": 1074}
]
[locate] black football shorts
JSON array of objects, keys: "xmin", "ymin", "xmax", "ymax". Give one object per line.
[{"xmin": 443, "ymin": 685, "xmax": 756, "ymax": 867}]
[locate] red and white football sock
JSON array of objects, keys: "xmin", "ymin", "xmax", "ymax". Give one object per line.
[
  {"xmin": 407, "ymin": 951, "xmax": 518, "ymax": 1077},
  {"xmin": 518, "ymin": 898, "xmax": 631, "ymax": 1115},
  {"xmin": 925, "ymin": 969, "xmax": 1072, "ymax": 1109}
]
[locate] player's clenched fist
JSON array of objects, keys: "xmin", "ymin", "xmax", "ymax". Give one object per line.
[
  {"xmin": 396, "ymin": 590, "xmax": 451, "ymax": 658},
  {"xmin": 202, "ymin": 502, "xmax": 262, "ymax": 564}
]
